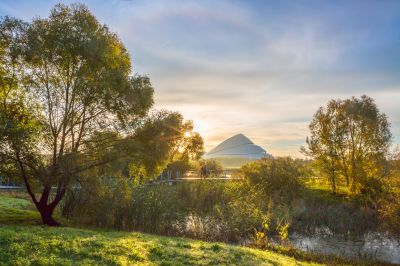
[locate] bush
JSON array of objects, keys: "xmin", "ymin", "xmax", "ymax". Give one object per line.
[
  {"xmin": 241, "ymin": 157, "xmax": 302, "ymax": 200},
  {"xmin": 378, "ymin": 164, "xmax": 400, "ymax": 234}
]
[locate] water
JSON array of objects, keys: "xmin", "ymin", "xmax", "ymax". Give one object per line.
[
  {"xmin": 290, "ymin": 231, "xmax": 400, "ymax": 264},
  {"xmin": 181, "ymin": 214, "xmax": 400, "ymax": 264}
]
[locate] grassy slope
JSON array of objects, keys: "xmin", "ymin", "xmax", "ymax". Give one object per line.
[
  {"xmin": 0, "ymin": 194, "xmax": 322, "ymax": 266},
  {"xmin": 0, "ymin": 194, "xmax": 41, "ymax": 225},
  {"xmin": 0, "ymin": 225, "xmax": 323, "ymax": 266}
]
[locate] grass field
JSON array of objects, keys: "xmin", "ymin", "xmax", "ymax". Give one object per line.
[{"xmin": 0, "ymin": 193, "xmax": 41, "ymax": 225}]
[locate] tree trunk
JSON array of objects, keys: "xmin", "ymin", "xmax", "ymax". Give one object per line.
[
  {"xmin": 36, "ymin": 204, "xmax": 60, "ymax": 226},
  {"xmin": 345, "ymin": 172, "xmax": 350, "ymax": 186},
  {"xmin": 33, "ymin": 182, "xmax": 66, "ymax": 226}
]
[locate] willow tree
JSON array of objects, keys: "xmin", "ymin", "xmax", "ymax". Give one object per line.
[
  {"xmin": 0, "ymin": 4, "xmax": 153, "ymax": 225},
  {"xmin": 303, "ymin": 95, "xmax": 392, "ymax": 193}
]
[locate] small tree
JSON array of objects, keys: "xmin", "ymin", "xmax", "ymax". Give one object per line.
[
  {"xmin": 303, "ymin": 95, "xmax": 392, "ymax": 193},
  {"xmin": 0, "ymin": 4, "xmax": 154, "ymax": 225}
]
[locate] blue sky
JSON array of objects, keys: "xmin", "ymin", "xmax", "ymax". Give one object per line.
[{"xmin": 1, "ymin": 0, "xmax": 400, "ymax": 156}]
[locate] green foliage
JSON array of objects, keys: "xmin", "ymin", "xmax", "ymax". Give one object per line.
[
  {"xmin": 69, "ymin": 111, "xmax": 204, "ymax": 206},
  {"xmin": 377, "ymin": 153, "xmax": 400, "ymax": 234},
  {"xmin": 379, "ymin": 191, "xmax": 400, "ymax": 234},
  {"xmin": 253, "ymin": 219, "xmax": 290, "ymax": 249},
  {"xmin": 241, "ymin": 157, "xmax": 302, "ymax": 199},
  {"xmin": 303, "ymin": 95, "xmax": 392, "ymax": 195}
]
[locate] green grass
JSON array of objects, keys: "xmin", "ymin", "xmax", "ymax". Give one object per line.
[
  {"xmin": 0, "ymin": 194, "xmax": 32, "ymax": 209},
  {"xmin": 0, "ymin": 194, "xmax": 42, "ymax": 225},
  {"xmin": 0, "ymin": 225, "xmax": 324, "ymax": 266},
  {"xmin": 300, "ymin": 177, "xmax": 355, "ymax": 204}
]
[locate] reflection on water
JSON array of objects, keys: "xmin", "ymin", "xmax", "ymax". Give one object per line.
[{"xmin": 290, "ymin": 231, "xmax": 400, "ymax": 264}]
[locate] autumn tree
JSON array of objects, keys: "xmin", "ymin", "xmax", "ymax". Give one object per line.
[
  {"xmin": 0, "ymin": 4, "xmax": 154, "ymax": 225},
  {"xmin": 303, "ymin": 95, "xmax": 391, "ymax": 193}
]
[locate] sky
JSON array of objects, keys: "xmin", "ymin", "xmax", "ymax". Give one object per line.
[{"xmin": 1, "ymin": 0, "xmax": 400, "ymax": 157}]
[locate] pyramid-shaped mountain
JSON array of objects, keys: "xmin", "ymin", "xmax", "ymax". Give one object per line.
[{"xmin": 204, "ymin": 134, "xmax": 271, "ymax": 159}]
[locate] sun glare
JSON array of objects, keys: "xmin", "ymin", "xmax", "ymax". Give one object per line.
[{"xmin": 193, "ymin": 119, "xmax": 208, "ymax": 135}]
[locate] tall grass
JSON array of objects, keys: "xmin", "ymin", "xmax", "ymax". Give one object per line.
[
  {"xmin": 61, "ymin": 157, "xmax": 399, "ymax": 245},
  {"xmin": 63, "ymin": 180, "xmax": 263, "ymax": 242}
]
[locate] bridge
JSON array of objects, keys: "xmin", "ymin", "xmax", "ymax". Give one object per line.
[{"xmin": 0, "ymin": 176, "xmax": 22, "ymax": 190}]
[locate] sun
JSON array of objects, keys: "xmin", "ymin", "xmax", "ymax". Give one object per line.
[{"xmin": 193, "ymin": 119, "xmax": 209, "ymax": 135}]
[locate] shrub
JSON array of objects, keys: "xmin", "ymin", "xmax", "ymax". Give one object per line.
[
  {"xmin": 241, "ymin": 157, "xmax": 302, "ymax": 200},
  {"xmin": 378, "ymin": 165, "xmax": 400, "ymax": 234}
]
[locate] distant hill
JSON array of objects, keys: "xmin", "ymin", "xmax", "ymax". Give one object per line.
[{"xmin": 204, "ymin": 134, "xmax": 272, "ymax": 168}]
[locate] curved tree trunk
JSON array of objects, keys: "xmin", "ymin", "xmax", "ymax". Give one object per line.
[
  {"xmin": 33, "ymin": 185, "xmax": 66, "ymax": 227},
  {"xmin": 36, "ymin": 203, "xmax": 60, "ymax": 226}
]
